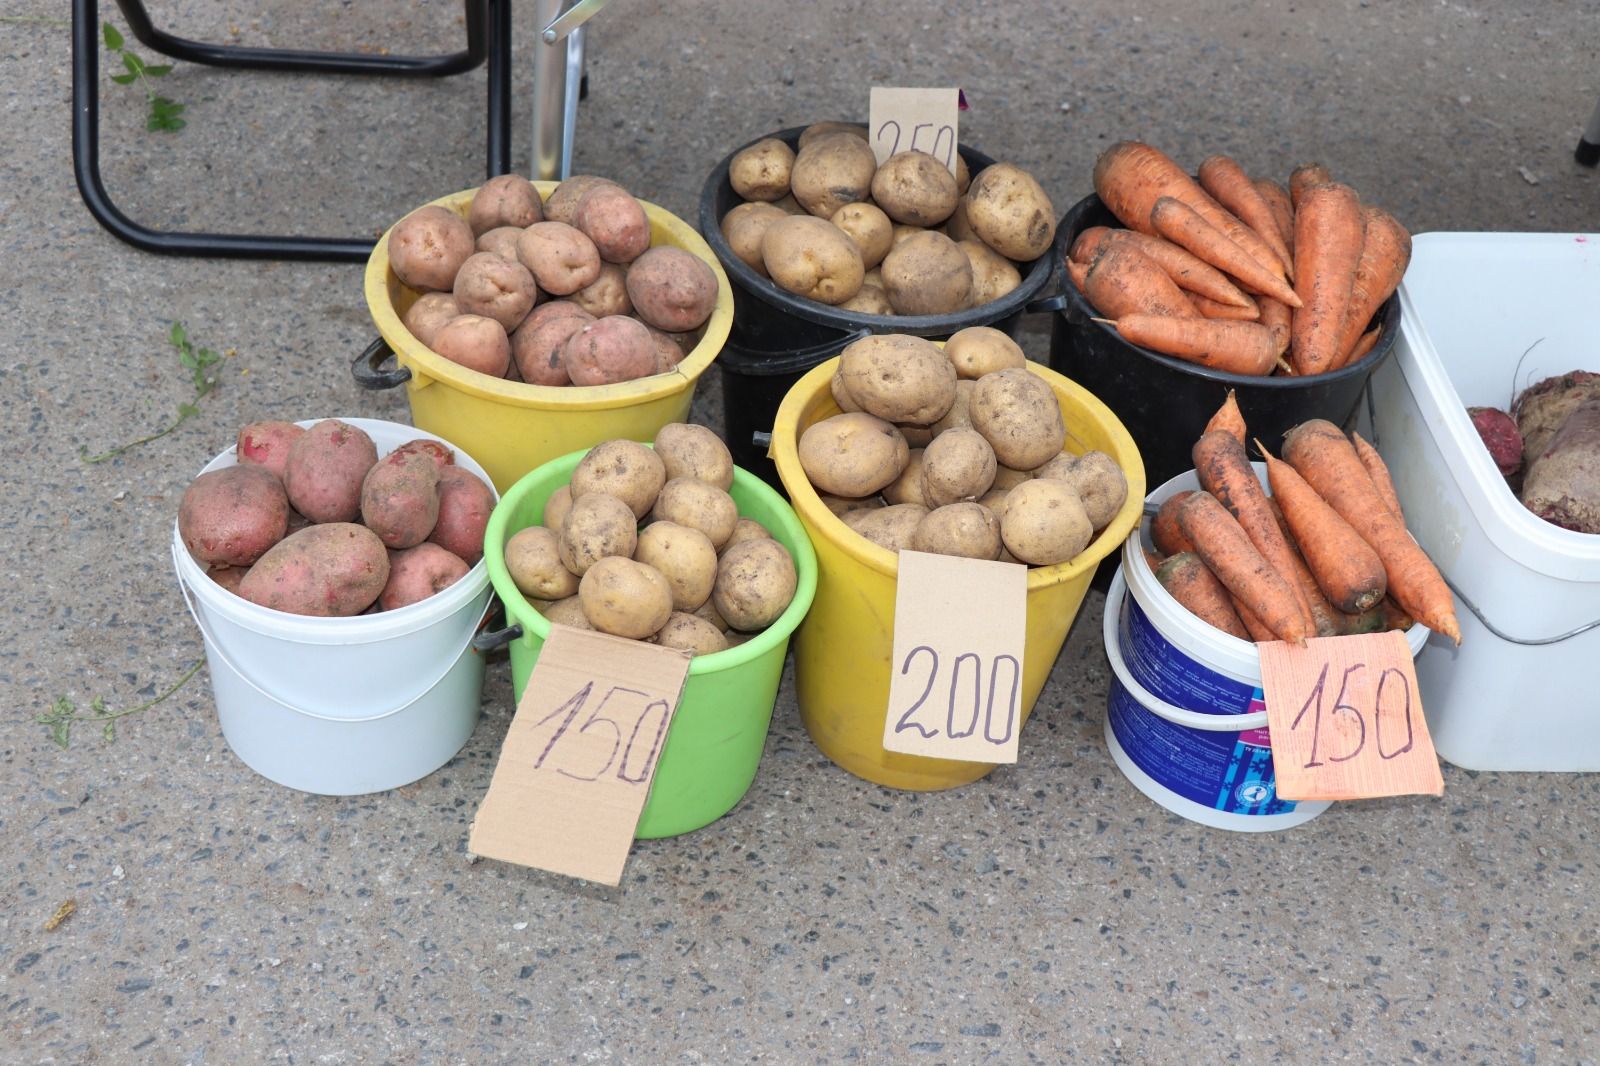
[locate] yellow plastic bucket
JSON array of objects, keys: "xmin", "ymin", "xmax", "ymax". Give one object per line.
[
  {"xmin": 361, "ymin": 183, "xmax": 733, "ymax": 493},
  {"xmin": 770, "ymin": 358, "xmax": 1146, "ymax": 791}
]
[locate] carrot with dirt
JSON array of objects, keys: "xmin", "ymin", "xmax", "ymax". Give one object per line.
[
  {"xmin": 1254, "ymin": 178, "xmax": 1295, "ymax": 257},
  {"xmin": 1231, "ymin": 594, "xmax": 1280, "ymax": 643},
  {"xmin": 1156, "ymin": 552, "xmax": 1250, "ymax": 640},
  {"xmin": 1332, "ymin": 206, "xmax": 1412, "ymax": 364},
  {"xmin": 1351, "ymin": 431, "xmax": 1404, "ymax": 519},
  {"xmin": 1082, "ymin": 243, "xmax": 1199, "ymax": 319},
  {"xmin": 1074, "ymin": 226, "xmax": 1253, "ymax": 308},
  {"xmin": 1257, "ymin": 295, "xmax": 1292, "ymax": 358},
  {"xmin": 1282, "ymin": 420, "xmax": 1459, "ymax": 642},
  {"xmin": 1330, "ymin": 327, "xmax": 1382, "ymax": 372},
  {"xmin": 1102, "ymin": 314, "xmax": 1279, "ymax": 376},
  {"xmin": 1149, "ymin": 196, "xmax": 1302, "ymax": 308},
  {"xmin": 1205, "ymin": 390, "xmax": 1246, "ymax": 445},
  {"xmin": 1066, "ymin": 258, "xmax": 1090, "ymax": 293},
  {"xmin": 1175, "ymin": 490, "xmax": 1308, "ymax": 645},
  {"xmin": 1198, "ymin": 155, "xmax": 1294, "ymax": 277},
  {"xmin": 1290, "ymin": 182, "xmax": 1366, "ymax": 375},
  {"xmin": 1289, "ymin": 163, "xmax": 1332, "ymax": 208},
  {"xmin": 1258, "ymin": 443, "xmax": 1388, "ymax": 614},
  {"xmin": 1092, "ymin": 141, "xmax": 1289, "ymax": 281},
  {"xmin": 1151, "ymin": 491, "xmax": 1197, "ymax": 556},
  {"xmin": 1193, "ymin": 430, "xmax": 1318, "ymax": 635},
  {"xmin": 1187, "ymin": 292, "xmax": 1261, "ymax": 320}
]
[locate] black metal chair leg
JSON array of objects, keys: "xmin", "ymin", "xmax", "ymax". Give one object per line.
[{"xmin": 73, "ymin": 0, "xmax": 514, "ymax": 262}]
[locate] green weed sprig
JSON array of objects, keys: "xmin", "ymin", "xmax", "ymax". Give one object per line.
[
  {"xmin": 81, "ymin": 321, "xmax": 226, "ymax": 463},
  {"xmin": 39, "ymin": 661, "xmax": 203, "ymax": 748},
  {"xmin": 102, "ymin": 21, "xmax": 186, "ymax": 132}
]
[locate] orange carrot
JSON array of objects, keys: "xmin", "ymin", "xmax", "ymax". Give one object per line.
[
  {"xmin": 1107, "ymin": 313, "xmax": 1278, "ymax": 376},
  {"xmin": 1069, "ymin": 226, "xmax": 1114, "ymax": 263},
  {"xmin": 1351, "ymin": 431, "xmax": 1404, "ymax": 520},
  {"xmin": 1151, "ymin": 491, "xmax": 1197, "ymax": 556},
  {"xmin": 1193, "ymin": 430, "xmax": 1318, "ymax": 635},
  {"xmin": 1290, "ymin": 182, "xmax": 1366, "ymax": 375},
  {"xmin": 1090, "ymin": 228, "xmax": 1253, "ymax": 307},
  {"xmin": 1144, "ymin": 548, "xmax": 1165, "ymax": 573},
  {"xmin": 1205, "ymin": 390, "xmax": 1246, "ymax": 445},
  {"xmin": 1254, "ymin": 178, "xmax": 1295, "ymax": 258},
  {"xmin": 1067, "ymin": 257, "xmax": 1090, "ymax": 293},
  {"xmin": 1231, "ymin": 594, "xmax": 1280, "ymax": 643},
  {"xmin": 1258, "ymin": 443, "xmax": 1388, "ymax": 613},
  {"xmin": 1280, "ymin": 534, "xmax": 1345, "ymax": 638},
  {"xmin": 1176, "ymin": 491, "xmax": 1308, "ymax": 645},
  {"xmin": 1333, "ymin": 206, "xmax": 1412, "ymax": 363},
  {"xmin": 1257, "ymin": 295, "xmax": 1292, "ymax": 357},
  {"xmin": 1187, "ymin": 291, "xmax": 1261, "ymax": 320},
  {"xmin": 1156, "ymin": 552, "xmax": 1250, "ymax": 639},
  {"xmin": 1198, "ymin": 155, "xmax": 1294, "ymax": 278},
  {"xmin": 1289, "ymin": 164, "xmax": 1332, "ymax": 209},
  {"xmin": 1082, "ymin": 243, "xmax": 1198, "ymax": 319},
  {"xmin": 1282, "ymin": 420, "xmax": 1459, "ymax": 643},
  {"xmin": 1092, "ymin": 141, "xmax": 1288, "ymax": 281},
  {"xmin": 1149, "ymin": 196, "xmax": 1303, "ymax": 308},
  {"xmin": 1329, "ymin": 326, "xmax": 1381, "ymax": 372}
]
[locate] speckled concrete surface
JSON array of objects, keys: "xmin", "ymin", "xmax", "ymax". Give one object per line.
[{"xmin": 3, "ymin": 2, "xmax": 1598, "ymax": 1062}]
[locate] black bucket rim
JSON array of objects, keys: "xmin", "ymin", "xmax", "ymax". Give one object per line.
[
  {"xmin": 1050, "ymin": 192, "xmax": 1400, "ymax": 388},
  {"xmin": 697, "ymin": 123, "xmax": 1058, "ymax": 339}
]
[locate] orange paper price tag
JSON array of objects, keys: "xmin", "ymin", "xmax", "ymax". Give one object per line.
[
  {"xmin": 882, "ymin": 550, "xmax": 1027, "ymax": 764},
  {"xmin": 868, "ymin": 87, "xmax": 960, "ymax": 174},
  {"xmin": 468, "ymin": 626, "xmax": 692, "ymax": 886},
  {"xmin": 1259, "ymin": 631, "xmax": 1443, "ymax": 802}
]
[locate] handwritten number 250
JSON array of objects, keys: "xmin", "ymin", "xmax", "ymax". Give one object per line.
[
  {"xmin": 532, "ymin": 683, "xmax": 671, "ymax": 785},
  {"xmin": 873, "ymin": 121, "xmax": 957, "ymax": 169},
  {"xmin": 893, "ymin": 645, "xmax": 1019, "ymax": 745}
]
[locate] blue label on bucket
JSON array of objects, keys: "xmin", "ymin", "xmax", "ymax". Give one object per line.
[{"xmin": 1109, "ymin": 594, "xmax": 1296, "ymax": 816}]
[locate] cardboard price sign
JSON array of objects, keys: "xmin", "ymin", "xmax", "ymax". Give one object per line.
[
  {"xmin": 468, "ymin": 626, "xmax": 692, "ymax": 886},
  {"xmin": 881, "ymin": 550, "xmax": 1027, "ymax": 763},
  {"xmin": 1259, "ymin": 631, "xmax": 1444, "ymax": 802},
  {"xmin": 868, "ymin": 87, "xmax": 960, "ymax": 175}
]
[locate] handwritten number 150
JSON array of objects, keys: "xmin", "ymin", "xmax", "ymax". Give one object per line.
[
  {"xmin": 1289, "ymin": 661, "xmax": 1416, "ymax": 768},
  {"xmin": 531, "ymin": 683, "xmax": 671, "ymax": 785}
]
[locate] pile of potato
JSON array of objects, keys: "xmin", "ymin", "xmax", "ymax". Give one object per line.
[
  {"xmin": 502, "ymin": 425, "xmax": 797, "ymax": 655},
  {"xmin": 796, "ymin": 329, "xmax": 1129, "ymax": 566},
  {"xmin": 179, "ymin": 420, "xmax": 494, "ymax": 617},
  {"xmin": 389, "ymin": 174, "xmax": 719, "ymax": 387},
  {"xmin": 720, "ymin": 122, "xmax": 1057, "ymax": 317}
]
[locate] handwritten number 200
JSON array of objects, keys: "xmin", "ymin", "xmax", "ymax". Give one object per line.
[
  {"xmin": 873, "ymin": 120, "xmax": 957, "ymax": 169},
  {"xmin": 532, "ymin": 683, "xmax": 671, "ymax": 785},
  {"xmin": 893, "ymin": 645, "xmax": 1019, "ymax": 746}
]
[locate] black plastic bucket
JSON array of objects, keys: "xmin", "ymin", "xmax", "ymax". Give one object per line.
[
  {"xmin": 1043, "ymin": 192, "xmax": 1400, "ymax": 491},
  {"xmin": 699, "ymin": 124, "xmax": 1058, "ymax": 485}
]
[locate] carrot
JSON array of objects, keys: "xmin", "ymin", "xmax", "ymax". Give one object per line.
[
  {"xmin": 1288, "ymin": 163, "xmax": 1332, "ymax": 209},
  {"xmin": 1069, "ymin": 226, "xmax": 1114, "ymax": 263},
  {"xmin": 1149, "ymin": 196, "xmax": 1302, "ymax": 308},
  {"xmin": 1107, "ymin": 313, "xmax": 1279, "ymax": 377},
  {"xmin": 1144, "ymin": 548, "xmax": 1165, "ymax": 573},
  {"xmin": 1289, "ymin": 182, "xmax": 1366, "ymax": 376},
  {"xmin": 1175, "ymin": 491, "xmax": 1308, "ymax": 645},
  {"xmin": 1092, "ymin": 141, "xmax": 1288, "ymax": 281},
  {"xmin": 1198, "ymin": 155, "xmax": 1294, "ymax": 278},
  {"xmin": 1067, "ymin": 257, "xmax": 1090, "ymax": 293},
  {"xmin": 1082, "ymin": 243, "xmax": 1198, "ymax": 320},
  {"xmin": 1351, "ymin": 431, "xmax": 1404, "ymax": 520},
  {"xmin": 1333, "ymin": 206, "xmax": 1412, "ymax": 364},
  {"xmin": 1338, "ymin": 597, "xmax": 1414, "ymax": 636},
  {"xmin": 1092, "ymin": 228, "xmax": 1253, "ymax": 308},
  {"xmin": 1328, "ymin": 326, "xmax": 1381, "ymax": 372},
  {"xmin": 1205, "ymin": 390, "xmax": 1246, "ymax": 445},
  {"xmin": 1282, "ymin": 420, "xmax": 1459, "ymax": 643},
  {"xmin": 1231, "ymin": 594, "xmax": 1279, "ymax": 643},
  {"xmin": 1265, "ymin": 493, "xmax": 1345, "ymax": 637},
  {"xmin": 1187, "ymin": 291, "xmax": 1261, "ymax": 320},
  {"xmin": 1254, "ymin": 178, "xmax": 1295, "ymax": 258},
  {"xmin": 1257, "ymin": 295, "xmax": 1292, "ymax": 357},
  {"xmin": 1156, "ymin": 552, "xmax": 1250, "ymax": 639},
  {"xmin": 1192, "ymin": 430, "xmax": 1318, "ymax": 635},
  {"xmin": 1258, "ymin": 443, "xmax": 1388, "ymax": 613},
  {"xmin": 1151, "ymin": 491, "xmax": 1197, "ymax": 556}
]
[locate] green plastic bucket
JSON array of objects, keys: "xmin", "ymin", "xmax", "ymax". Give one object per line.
[{"xmin": 484, "ymin": 448, "xmax": 818, "ymax": 839}]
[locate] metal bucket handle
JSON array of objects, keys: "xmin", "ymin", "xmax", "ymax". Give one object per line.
[{"xmin": 352, "ymin": 336, "xmax": 412, "ymax": 390}]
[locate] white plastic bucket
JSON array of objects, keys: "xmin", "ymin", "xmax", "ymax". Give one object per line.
[
  {"xmin": 171, "ymin": 418, "xmax": 497, "ymax": 795},
  {"xmin": 1103, "ymin": 467, "xmax": 1429, "ymax": 832},
  {"xmin": 1367, "ymin": 232, "xmax": 1600, "ymax": 770}
]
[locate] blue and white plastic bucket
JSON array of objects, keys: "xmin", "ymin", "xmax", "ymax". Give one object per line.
[{"xmin": 1103, "ymin": 466, "xmax": 1428, "ymax": 832}]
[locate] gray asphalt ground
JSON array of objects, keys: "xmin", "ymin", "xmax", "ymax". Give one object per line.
[{"xmin": 4, "ymin": 1, "xmax": 1599, "ymax": 1062}]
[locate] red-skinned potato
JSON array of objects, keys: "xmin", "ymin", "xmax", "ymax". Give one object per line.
[
  {"xmin": 283, "ymin": 419, "xmax": 379, "ymax": 524},
  {"xmin": 379, "ymin": 542, "xmax": 470, "ymax": 610},
  {"xmin": 626, "ymin": 247, "xmax": 719, "ymax": 333},
  {"xmin": 180, "ymin": 465, "xmax": 289, "ymax": 567},
  {"xmin": 385, "ymin": 439, "xmax": 455, "ymax": 473},
  {"xmin": 388, "ymin": 205, "xmax": 475, "ymax": 292},
  {"xmin": 236, "ymin": 421, "xmax": 306, "ymax": 481},
  {"xmin": 430, "ymin": 314, "xmax": 511, "ymax": 378},
  {"xmin": 452, "ymin": 252, "xmax": 538, "ymax": 332},
  {"xmin": 360, "ymin": 453, "xmax": 441, "ymax": 549},
  {"xmin": 208, "ymin": 564, "xmax": 250, "ymax": 595},
  {"xmin": 429, "ymin": 466, "xmax": 494, "ymax": 565},
  {"xmin": 239, "ymin": 523, "xmax": 390, "ymax": 617},
  {"xmin": 569, "ymin": 263, "xmax": 633, "ymax": 318},
  {"xmin": 563, "ymin": 315, "xmax": 658, "ymax": 386},
  {"xmin": 516, "ymin": 221, "xmax": 602, "ymax": 296},
  {"xmin": 468, "ymin": 174, "xmax": 543, "ymax": 234},
  {"xmin": 475, "ymin": 226, "xmax": 524, "ymax": 261},
  {"xmin": 573, "ymin": 184, "xmax": 651, "ymax": 264},
  {"xmin": 543, "ymin": 175, "xmax": 621, "ymax": 227},
  {"xmin": 511, "ymin": 312, "xmax": 591, "ymax": 386},
  {"xmin": 402, "ymin": 292, "xmax": 461, "ymax": 347}
]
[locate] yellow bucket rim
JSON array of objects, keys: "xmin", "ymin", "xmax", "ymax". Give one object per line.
[
  {"xmin": 363, "ymin": 182, "xmax": 733, "ymax": 412},
  {"xmin": 770, "ymin": 356, "xmax": 1148, "ymax": 589}
]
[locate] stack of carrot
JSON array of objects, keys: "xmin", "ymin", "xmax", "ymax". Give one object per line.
[
  {"xmin": 1070, "ymin": 142, "xmax": 1412, "ymax": 377},
  {"xmin": 1146, "ymin": 393, "xmax": 1461, "ymax": 645}
]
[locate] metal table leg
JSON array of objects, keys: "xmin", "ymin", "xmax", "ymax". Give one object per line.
[{"xmin": 1576, "ymin": 97, "xmax": 1600, "ymax": 167}]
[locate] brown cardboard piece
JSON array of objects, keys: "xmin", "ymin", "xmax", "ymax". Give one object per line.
[
  {"xmin": 868, "ymin": 87, "xmax": 961, "ymax": 175},
  {"xmin": 882, "ymin": 550, "xmax": 1027, "ymax": 763},
  {"xmin": 1260, "ymin": 631, "xmax": 1444, "ymax": 801},
  {"xmin": 468, "ymin": 626, "xmax": 693, "ymax": 886}
]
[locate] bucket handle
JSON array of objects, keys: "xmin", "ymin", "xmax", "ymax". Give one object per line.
[
  {"xmin": 1103, "ymin": 568, "xmax": 1271, "ymax": 732},
  {"xmin": 1024, "ymin": 292, "xmax": 1071, "ymax": 316},
  {"xmin": 352, "ymin": 336, "xmax": 412, "ymax": 391},
  {"xmin": 472, "ymin": 621, "xmax": 523, "ymax": 653},
  {"xmin": 173, "ymin": 544, "xmax": 479, "ymax": 724}
]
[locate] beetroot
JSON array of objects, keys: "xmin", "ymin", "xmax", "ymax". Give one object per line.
[
  {"xmin": 1468, "ymin": 406, "xmax": 1523, "ymax": 478},
  {"xmin": 1520, "ymin": 394, "xmax": 1600, "ymax": 533},
  {"xmin": 1513, "ymin": 370, "xmax": 1600, "ymax": 460}
]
